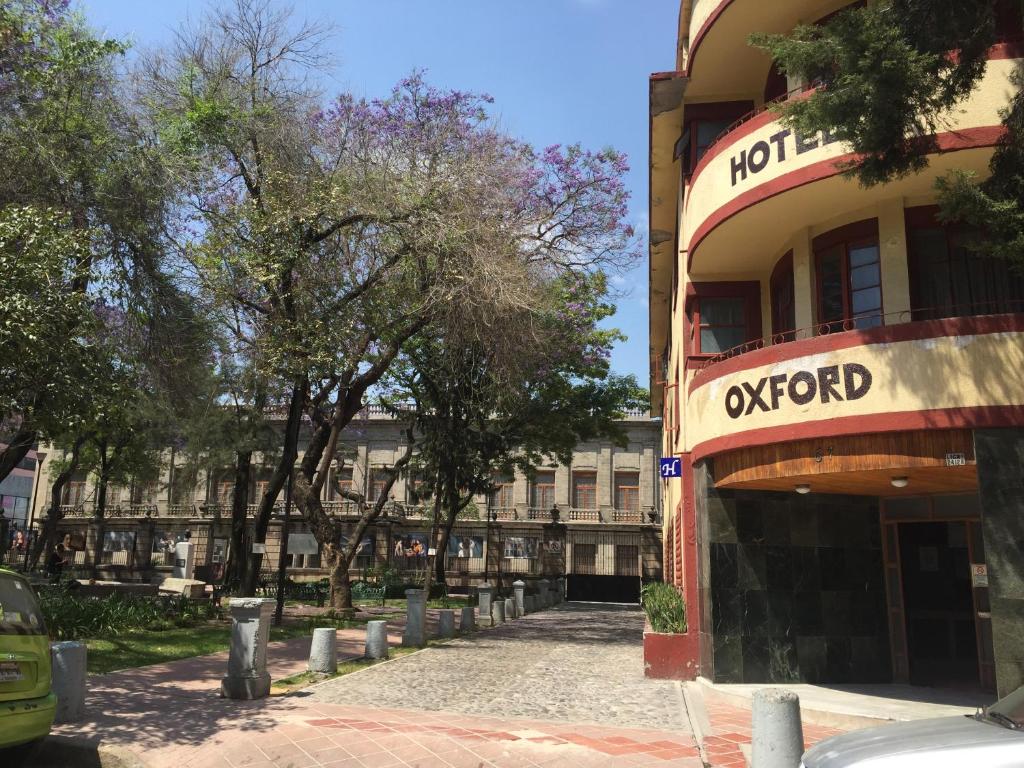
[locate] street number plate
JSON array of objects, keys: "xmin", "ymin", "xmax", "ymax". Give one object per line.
[{"xmin": 0, "ymin": 662, "xmax": 23, "ymax": 682}]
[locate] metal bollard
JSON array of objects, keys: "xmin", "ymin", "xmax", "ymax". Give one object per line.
[
  {"xmin": 751, "ymin": 688, "xmax": 804, "ymax": 768},
  {"xmin": 50, "ymin": 641, "xmax": 87, "ymax": 723}
]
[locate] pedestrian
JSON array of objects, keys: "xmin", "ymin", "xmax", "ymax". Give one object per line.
[{"xmin": 48, "ymin": 533, "xmax": 72, "ymax": 581}]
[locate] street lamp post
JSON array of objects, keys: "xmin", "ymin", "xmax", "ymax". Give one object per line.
[{"xmin": 273, "ymin": 468, "xmax": 294, "ymax": 627}]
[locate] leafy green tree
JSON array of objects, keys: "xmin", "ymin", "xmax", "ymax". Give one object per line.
[
  {"xmin": 1, "ymin": 0, "xmax": 205, "ymax": 485},
  {"xmin": 0, "ymin": 206, "xmax": 101, "ymax": 480},
  {"xmin": 752, "ymin": 1, "xmax": 1024, "ymax": 262}
]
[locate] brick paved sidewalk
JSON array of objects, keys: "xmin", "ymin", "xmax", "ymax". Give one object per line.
[
  {"xmin": 695, "ymin": 694, "xmax": 843, "ymax": 767},
  {"xmin": 49, "ymin": 605, "xmax": 703, "ymax": 768}
]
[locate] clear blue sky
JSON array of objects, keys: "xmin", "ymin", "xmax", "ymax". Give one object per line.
[{"xmin": 81, "ymin": 0, "xmax": 678, "ymax": 386}]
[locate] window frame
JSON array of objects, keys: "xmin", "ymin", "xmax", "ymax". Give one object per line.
[
  {"xmin": 571, "ymin": 471, "xmax": 597, "ymax": 510},
  {"xmin": 530, "ymin": 471, "xmax": 556, "ymax": 509},
  {"xmin": 813, "ymin": 219, "xmax": 883, "ymax": 331},
  {"xmin": 684, "ymin": 281, "xmax": 763, "ymax": 360},
  {"xmin": 770, "ymin": 251, "xmax": 796, "ymax": 340},
  {"xmin": 614, "ymin": 472, "xmax": 640, "ymax": 512}
]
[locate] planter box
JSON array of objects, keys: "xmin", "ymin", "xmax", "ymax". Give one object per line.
[{"xmin": 643, "ymin": 621, "xmax": 699, "ymax": 680}]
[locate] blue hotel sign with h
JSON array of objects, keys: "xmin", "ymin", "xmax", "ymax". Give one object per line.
[{"xmin": 659, "ymin": 457, "xmax": 682, "ymax": 478}]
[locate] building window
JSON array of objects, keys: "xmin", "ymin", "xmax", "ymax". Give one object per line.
[
  {"xmin": 695, "ymin": 297, "xmax": 747, "ymax": 353},
  {"xmin": 679, "ymin": 102, "xmax": 753, "ymax": 176},
  {"xmin": 63, "ymin": 480, "xmax": 86, "ymax": 506},
  {"xmin": 615, "ymin": 473, "xmax": 640, "ymax": 512},
  {"xmin": 214, "ymin": 480, "xmax": 234, "ymax": 504},
  {"xmin": 572, "ymin": 472, "xmax": 597, "ymax": 509},
  {"xmin": 329, "ymin": 468, "xmax": 352, "ymax": 501},
  {"xmin": 814, "ymin": 219, "xmax": 882, "ymax": 332},
  {"xmin": 770, "ymin": 251, "xmax": 796, "ymax": 340},
  {"xmin": 530, "ymin": 471, "xmax": 556, "ymax": 510},
  {"xmin": 574, "ymin": 543, "xmax": 597, "ymax": 575},
  {"xmin": 488, "ymin": 475, "xmax": 514, "ymax": 510},
  {"xmin": 368, "ymin": 469, "xmax": 391, "ymax": 505},
  {"xmin": 615, "ymin": 544, "xmax": 640, "ymax": 577},
  {"xmin": 907, "ymin": 207, "xmax": 1024, "ymax": 320}
]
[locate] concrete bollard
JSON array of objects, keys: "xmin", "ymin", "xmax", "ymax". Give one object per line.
[
  {"xmin": 221, "ymin": 597, "xmax": 275, "ymax": 699},
  {"xmin": 438, "ymin": 609, "xmax": 456, "ymax": 638},
  {"xmin": 504, "ymin": 597, "xmax": 516, "ymax": 620},
  {"xmin": 403, "ymin": 589, "xmax": 427, "ymax": 647},
  {"xmin": 460, "ymin": 606, "xmax": 475, "ymax": 632},
  {"xmin": 493, "ymin": 596, "xmax": 506, "ymax": 623},
  {"xmin": 308, "ymin": 628, "xmax": 337, "ymax": 674},
  {"xmin": 513, "ymin": 580, "xmax": 526, "ymax": 616},
  {"xmin": 50, "ymin": 641, "xmax": 87, "ymax": 723},
  {"xmin": 538, "ymin": 579, "xmax": 551, "ymax": 608},
  {"xmin": 751, "ymin": 689, "xmax": 805, "ymax": 768},
  {"xmin": 555, "ymin": 577, "xmax": 565, "ymax": 603},
  {"xmin": 365, "ymin": 620, "xmax": 389, "ymax": 659},
  {"xmin": 477, "ymin": 583, "xmax": 495, "ymax": 627},
  {"xmin": 524, "ymin": 594, "xmax": 536, "ymax": 613}
]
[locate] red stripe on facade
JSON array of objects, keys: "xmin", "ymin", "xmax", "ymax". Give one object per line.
[
  {"xmin": 688, "ymin": 313, "xmax": 1024, "ymax": 395},
  {"xmin": 690, "ymin": 405, "xmax": 1024, "ymax": 463},
  {"xmin": 686, "ymin": 126, "xmax": 1005, "ymax": 271}
]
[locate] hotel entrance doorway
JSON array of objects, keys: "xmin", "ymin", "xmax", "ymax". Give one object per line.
[{"xmin": 881, "ymin": 495, "xmax": 995, "ymax": 692}]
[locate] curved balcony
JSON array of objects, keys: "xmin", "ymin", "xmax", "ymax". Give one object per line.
[
  {"xmin": 685, "ymin": 0, "xmax": 847, "ymax": 99},
  {"xmin": 683, "ymin": 58, "xmax": 1015, "ymax": 278},
  {"xmin": 683, "ymin": 310, "xmax": 1024, "ymax": 461}
]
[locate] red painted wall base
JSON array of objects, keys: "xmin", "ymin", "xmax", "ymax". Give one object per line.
[{"xmin": 643, "ymin": 624, "xmax": 700, "ymax": 680}]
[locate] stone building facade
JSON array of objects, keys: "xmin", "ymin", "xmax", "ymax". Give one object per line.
[{"xmin": 20, "ymin": 409, "xmax": 662, "ymax": 600}]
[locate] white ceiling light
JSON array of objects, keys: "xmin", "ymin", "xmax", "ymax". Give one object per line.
[
  {"xmin": 795, "ymin": 484, "xmax": 811, "ymax": 494},
  {"xmin": 891, "ymin": 476, "xmax": 909, "ymax": 488}
]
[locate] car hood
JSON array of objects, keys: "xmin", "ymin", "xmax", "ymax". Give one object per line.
[{"xmin": 802, "ymin": 716, "xmax": 1024, "ymax": 767}]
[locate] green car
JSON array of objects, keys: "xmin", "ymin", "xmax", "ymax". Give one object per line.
[{"xmin": 0, "ymin": 569, "xmax": 56, "ymax": 762}]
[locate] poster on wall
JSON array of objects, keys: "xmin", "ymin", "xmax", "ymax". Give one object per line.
[
  {"xmin": 447, "ymin": 535, "xmax": 483, "ymax": 559},
  {"xmin": 339, "ymin": 534, "xmax": 375, "ymax": 558},
  {"xmin": 103, "ymin": 530, "xmax": 136, "ymax": 553},
  {"xmin": 503, "ymin": 537, "xmax": 538, "ymax": 559},
  {"xmin": 211, "ymin": 539, "xmax": 228, "ymax": 564},
  {"xmin": 392, "ymin": 533, "xmax": 427, "ymax": 564}
]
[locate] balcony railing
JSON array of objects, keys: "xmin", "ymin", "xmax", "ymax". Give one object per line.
[
  {"xmin": 567, "ymin": 508, "xmax": 600, "ymax": 522},
  {"xmin": 487, "ymin": 507, "xmax": 518, "ymax": 521},
  {"xmin": 612, "ymin": 509, "xmax": 646, "ymax": 524},
  {"xmin": 693, "ymin": 302, "xmax": 1024, "ymax": 382}
]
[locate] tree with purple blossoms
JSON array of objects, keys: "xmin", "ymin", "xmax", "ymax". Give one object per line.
[{"xmin": 143, "ymin": 0, "xmax": 641, "ymax": 603}]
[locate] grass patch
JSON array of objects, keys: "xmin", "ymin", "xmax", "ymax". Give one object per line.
[
  {"xmin": 270, "ymin": 647, "xmax": 422, "ymax": 694},
  {"xmin": 85, "ymin": 614, "xmax": 369, "ymax": 674}
]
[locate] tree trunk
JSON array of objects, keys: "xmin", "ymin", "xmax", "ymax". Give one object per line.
[
  {"xmin": 92, "ymin": 465, "xmax": 108, "ymax": 579},
  {"xmin": 328, "ymin": 546, "xmax": 352, "ymax": 612},
  {"xmin": 226, "ymin": 450, "xmax": 252, "ymax": 591},
  {"xmin": 242, "ymin": 379, "xmax": 305, "ymax": 595},
  {"xmin": 423, "ymin": 478, "xmax": 444, "ymax": 599},
  {"xmin": 0, "ymin": 427, "xmax": 36, "ymax": 485}
]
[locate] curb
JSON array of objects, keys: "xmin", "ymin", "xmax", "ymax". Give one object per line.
[
  {"xmin": 695, "ymin": 677, "xmax": 901, "ymax": 732},
  {"xmin": 680, "ymin": 681, "xmax": 712, "ymax": 766}
]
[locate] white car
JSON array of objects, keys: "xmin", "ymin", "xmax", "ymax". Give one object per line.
[{"xmin": 801, "ymin": 686, "xmax": 1024, "ymax": 767}]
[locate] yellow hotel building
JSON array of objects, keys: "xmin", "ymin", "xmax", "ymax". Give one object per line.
[{"xmin": 649, "ymin": 1, "xmax": 1024, "ymax": 695}]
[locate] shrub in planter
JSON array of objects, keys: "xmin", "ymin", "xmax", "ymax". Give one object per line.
[
  {"xmin": 641, "ymin": 582, "xmax": 697, "ymax": 680},
  {"xmin": 640, "ymin": 582, "xmax": 687, "ymax": 633}
]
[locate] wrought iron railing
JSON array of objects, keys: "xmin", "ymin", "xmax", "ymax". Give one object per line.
[{"xmin": 693, "ymin": 302, "xmax": 1024, "ymax": 381}]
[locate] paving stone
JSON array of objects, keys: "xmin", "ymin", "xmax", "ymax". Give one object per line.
[{"xmin": 310, "ymin": 604, "xmax": 687, "ymax": 731}]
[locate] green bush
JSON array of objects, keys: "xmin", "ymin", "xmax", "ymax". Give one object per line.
[
  {"xmin": 38, "ymin": 591, "xmax": 221, "ymax": 641},
  {"xmin": 640, "ymin": 582, "xmax": 687, "ymax": 634}
]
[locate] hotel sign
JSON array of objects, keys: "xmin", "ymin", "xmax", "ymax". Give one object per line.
[
  {"xmin": 730, "ymin": 129, "xmax": 841, "ymax": 187},
  {"xmin": 725, "ymin": 363, "xmax": 873, "ymax": 419}
]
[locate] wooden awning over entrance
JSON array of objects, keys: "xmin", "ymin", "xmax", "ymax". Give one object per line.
[{"xmin": 712, "ymin": 429, "xmax": 978, "ymax": 496}]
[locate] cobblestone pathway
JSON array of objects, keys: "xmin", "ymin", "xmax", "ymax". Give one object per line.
[{"xmin": 311, "ymin": 603, "xmax": 688, "ymax": 731}]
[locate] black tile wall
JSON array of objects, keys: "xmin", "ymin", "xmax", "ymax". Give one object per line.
[{"xmin": 696, "ymin": 461, "xmax": 890, "ymax": 684}]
